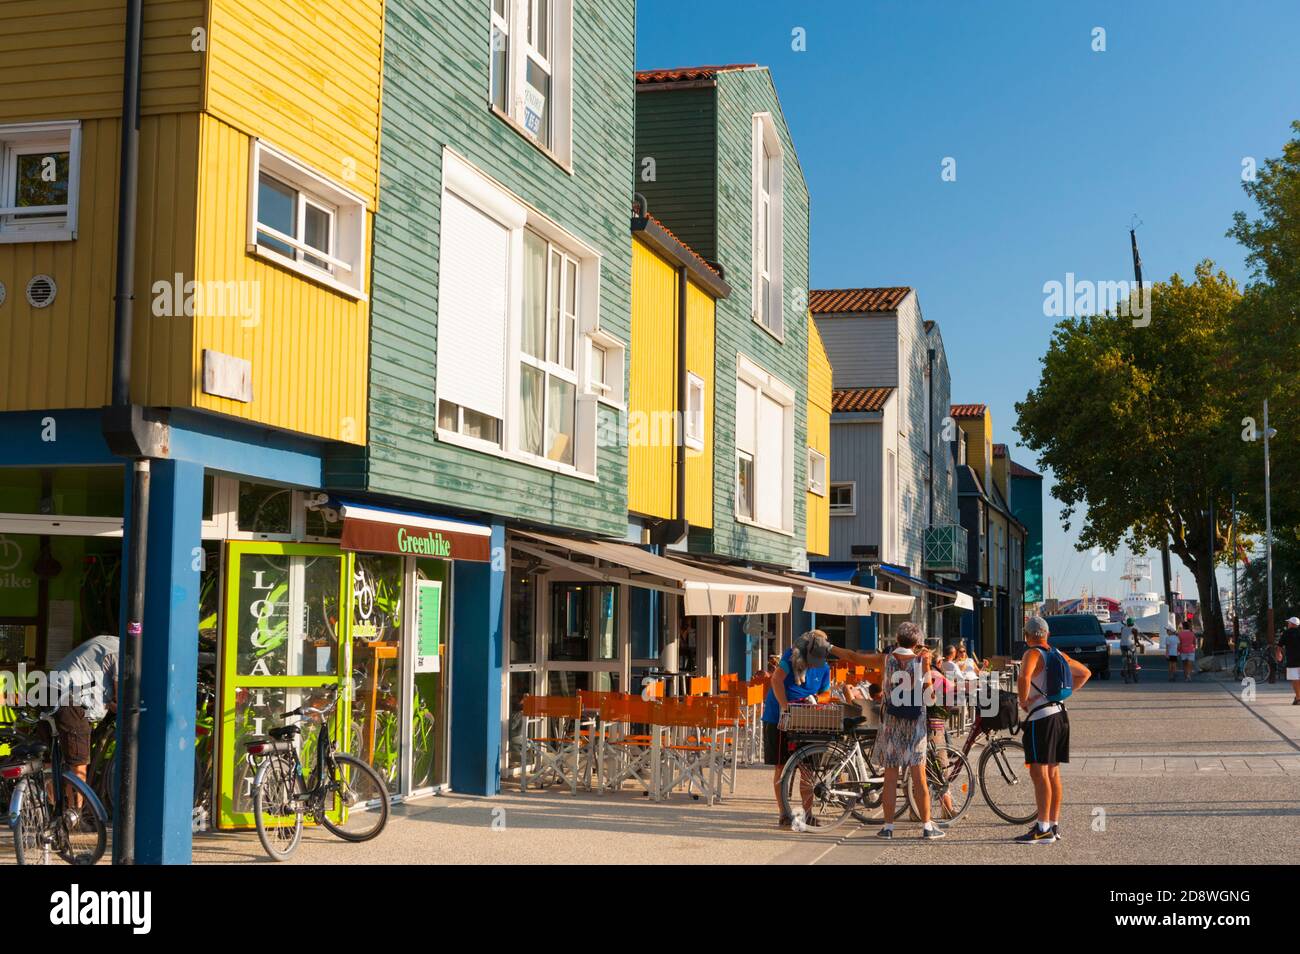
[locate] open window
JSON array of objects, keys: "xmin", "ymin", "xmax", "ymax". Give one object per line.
[
  {"xmin": 684, "ymin": 372, "xmax": 706, "ymax": 450},
  {"xmin": 249, "ymin": 140, "xmax": 367, "ymax": 298},
  {"xmin": 807, "ymin": 448, "xmax": 827, "ymax": 496},
  {"xmin": 0, "ymin": 121, "xmax": 79, "ymax": 243}
]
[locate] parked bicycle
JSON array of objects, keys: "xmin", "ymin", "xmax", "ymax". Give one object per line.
[
  {"xmin": 3, "ymin": 710, "xmax": 108, "ymax": 865},
  {"xmin": 949, "ymin": 681, "xmax": 1037, "ymax": 825},
  {"xmin": 244, "ymin": 683, "xmax": 389, "ymax": 861}
]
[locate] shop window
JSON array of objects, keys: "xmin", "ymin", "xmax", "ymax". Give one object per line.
[
  {"xmin": 352, "ymin": 554, "xmax": 405, "ymax": 792},
  {"xmin": 413, "ymin": 559, "xmax": 450, "ymax": 790},
  {"xmin": 0, "ymin": 466, "xmax": 123, "ymax": 518},
  {"xmin": 548, "ymin": 581, "xmax": 617, "ymax": 663},
  {"xmin": 510, "ymin": 570, "xmax": 535, "ymax": 664},
  {"xmin": 488, "ymin": 0, "xmax": 574, "ymax": 164},
  {"xmin": 0, "ymin": 120, "xmax": 79, "ymax": 243},
  {"xmin": 249, "ymin": 140, "xmax": 367, "ymax": 297},
  {"xmin": 236, "ymin": 482, "xmax": 293, "ymax": 537}
]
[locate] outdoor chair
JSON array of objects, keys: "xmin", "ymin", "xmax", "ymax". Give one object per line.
[
  {"xmin": 520, "ymin": 694, "xmax": 584, "ymax": 795},
  {"xmin": 656, "ymin": 699, "xmax": 723, "ymax": 805}
]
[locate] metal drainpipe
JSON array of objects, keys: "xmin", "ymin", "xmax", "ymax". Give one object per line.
[
  {"xmin": 110, "ymin": 0, "xmax": 146, "ymax": 866},
  {"xmin": 926, "ymin": 347, "xmax": 935, "ymax": 636},
  {"xmin": 673, "ymin": 264, "xmax": 689, "ymax": 540}
]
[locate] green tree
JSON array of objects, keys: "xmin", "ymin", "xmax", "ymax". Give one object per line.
[
  {"xmin": 1228, "ymin": 121, "xmax": 1300, "ymax": 534},
  {"xmin": 1015, "ymin": 263, "xmax": 1250, "ymax": 652}
]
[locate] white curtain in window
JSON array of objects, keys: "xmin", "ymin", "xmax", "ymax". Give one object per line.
[
  {"xmin": 437, "ymin": 190, "xmax": 509, "ymax": 422},
  {"xmin": 756, "ymin": 393, "xmax": 785, "ymax": 528}
]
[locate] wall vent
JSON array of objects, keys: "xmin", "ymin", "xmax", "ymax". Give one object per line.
[{"xmin": 26, "ymin": 275, "xmax": 57, "ymax": 308}]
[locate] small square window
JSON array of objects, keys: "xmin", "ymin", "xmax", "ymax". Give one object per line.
[
  {"xmin": 684, "ymin": 373, "xmax": 705, "ymax": 449},
  {"xmin": 829, "ymin": 482, "xmax": 855, "ymax": 517},
  {"xmin": 807, "ymin": 448, "xmax": 827, "ymax": 496},
  {"xmin": 0, "ymin": 121, "xmax": 80, "ymax": 243}
]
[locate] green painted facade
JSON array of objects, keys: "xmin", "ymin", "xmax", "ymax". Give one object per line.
[
  {"xmin": 325, "ymin": 0, "xmax": 635, "ymax": 538},
  {"xmin": 637, "ymin": 67, "xmax": 812, "ymax": 568}
]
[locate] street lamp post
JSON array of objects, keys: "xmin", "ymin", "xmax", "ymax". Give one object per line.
[{"xmin": 1263, "ymin": 399, "xmax": 1277, "ymax": 681}]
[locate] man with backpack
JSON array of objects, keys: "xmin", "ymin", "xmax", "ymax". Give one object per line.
[{"xmin": 1015, "ymin": 616, "xmax": 1091, "ymax": 844}]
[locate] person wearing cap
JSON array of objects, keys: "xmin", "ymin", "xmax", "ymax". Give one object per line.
[
  {"xmin": 1163, "ymin": 626, "xmax": 1181, "ymax": 681},
  {"xmin": 1278, "ymin": 617, "xmax": 1300, "ymax": 705},
  {"xmin": 763, "ymin": 630, "xmax": 833, "ymax": 828}
]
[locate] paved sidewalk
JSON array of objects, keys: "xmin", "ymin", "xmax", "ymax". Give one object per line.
[{"xmin": 184, "ymin": 665, "xmax": 1298, "ymax": 865}]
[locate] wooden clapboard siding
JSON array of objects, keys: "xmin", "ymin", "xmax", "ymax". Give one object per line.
[
  {"xmin": 629, "ymin": 237, "xmax": 678, "ymax": 521},
  {"xmin": 189, "ymin": 114, "xmax": 368, "ymax": 442},
  {"xmin": 0, "ymin": 114, "xmax": 199, "ymax": 411},
  {"xmin": 334, "ymin": 0, "xmax": 635, "ymax": 535},
  {"xmin": 203, "ymin": 0, "xmax": 385, "ymax": 206},
  {"xmin": 706, "ymin": 68, "xmax": 811, "ymax": 568},
  {"xmin": 684, "ymin": 280, "xmax": 715, "ymax": 529},
  {"xmin": 0, "ymin": 0, "xmax": 204, "ymax": 123},
  {"xmin": 805, "ymin": 319, "xmax": 831, "ymax": 556},
  {"xmin": 635, "ymin": 86, "xmax": 717, "ymax": 260}
]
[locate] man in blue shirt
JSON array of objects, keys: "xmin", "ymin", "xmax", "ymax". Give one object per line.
[{"xmin": 765, "ymin": 630, "xmax": 832, "ymax": 827}]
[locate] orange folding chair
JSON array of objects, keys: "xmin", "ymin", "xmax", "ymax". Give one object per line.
[
  {"xmin": 520, "ymin": 695, "xmax": 583, "ymax": 795},
  {"xmin": 598, "ymin": 694, "xmax": 660, "ymax": 794},
  {"xmin": 656, "ymin": 699, "xmax": 723, "ymax": 804}
]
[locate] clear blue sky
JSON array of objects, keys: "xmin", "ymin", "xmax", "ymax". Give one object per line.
[{"xmin": 636, "ymin": 0, "xmax": 1300, "ymax": 604}]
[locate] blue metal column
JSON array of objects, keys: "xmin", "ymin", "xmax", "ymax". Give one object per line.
[
  {"xmin": 450, "ymin": 521, "xmax": 506, "ymax": 795},
  {"xmin": 125, "ymin": 457, "xmax": 203, "ymax": 864},
  {"xmin": 857, "ymin": 572, "xmax": 879, "ymax": 650}
]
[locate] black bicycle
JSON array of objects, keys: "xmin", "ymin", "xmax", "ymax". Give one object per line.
[
  {"xmin": 245, "ymin": 684, "xmax": 389, "ymax": 861},
  {"xmin": 2, "ymin": 710, "xmax": 108, "ymax": 865}
]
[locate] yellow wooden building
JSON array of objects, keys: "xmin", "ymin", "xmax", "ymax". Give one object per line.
[
  {"xmin": 628, "ymin": 214, "xmax": 730, "ymax": 535},
  {"xmin": 0, "ymin": 0, "xmax": 384, "ymax": 442},
  {"xmin": 805, "ymin": 318, "xmax": 831, "ymax": 557}
]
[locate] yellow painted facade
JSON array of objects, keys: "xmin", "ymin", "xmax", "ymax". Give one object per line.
[
  {"xmin": 805, "ymin": 318, "xmax": 831, "ymax": 556},
  {"xmin": 0, "ymin": 0, "xmax": 383, "ymax": 443},
  {"xmin": 628, "ymin": 237, "xmax": 716, "ymax": 527}
]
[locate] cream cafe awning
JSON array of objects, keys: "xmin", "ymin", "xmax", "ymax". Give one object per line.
[
  {"xmin": 512, "ymin": 531, "xmax": 791, "ymax": 616},
  {"xmin": 671, "ymin": 559, "xmax": 915, "ymax": 616}
]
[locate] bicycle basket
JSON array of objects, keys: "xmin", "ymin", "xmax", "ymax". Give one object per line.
[{"xmin": 779, "ymin": 702, "xmax": 858, "ymax": 734}]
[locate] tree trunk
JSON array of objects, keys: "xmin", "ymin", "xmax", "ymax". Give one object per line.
[{"xmin": 1180, "ymin": 548, "xmax": 1228, "ymax": 653}]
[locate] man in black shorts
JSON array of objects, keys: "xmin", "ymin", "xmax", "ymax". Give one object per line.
[
  {"xmin": 44, "ymin": 635, "xmax": 119, "ymax": 798},
  {"xmin": 1015, "ymin": 616, "xmax": 1091, "ymax": 844}
]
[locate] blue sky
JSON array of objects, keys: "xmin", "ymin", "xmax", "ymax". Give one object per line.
[{"xmin": 636, "ymin": 0, "xmax": 1300, "ymax": 604}]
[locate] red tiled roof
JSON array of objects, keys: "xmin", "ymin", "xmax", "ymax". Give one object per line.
[
  {"xmin": 808, "ymin": 287, "xmax": 912, "ymax": 314},
  {"xmin": 1010, "ymin": 460, "xmax": 1042, "ymax": 479},
  {"xmin": 636, "ymin": 64, "xmax": 757, "ymax": 84},
  {"xmin": 950, "ymin": 404, "xmax": 987, "ymax": 419},
  {"xmin": 993, "ymin": 443, "xmax": 1008, "ymax": 458},
  {"xmin": 832, "ymin": 386, "xmax": 894, "ymax": 413},
  {"xmin": 642, "ymin": 211, "xmax": 719, "ymax": 276}
]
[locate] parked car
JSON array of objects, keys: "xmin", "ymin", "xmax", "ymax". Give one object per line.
[{"xmin": 1044, "ymin": 614, "xmax": 1110, "ymax": 679}]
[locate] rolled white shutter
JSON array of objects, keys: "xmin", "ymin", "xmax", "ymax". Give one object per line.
[
  {"xmin": 736, "ymin": 379, "xmax": 757, "ymax": 454},
  {"xmin": 436, "ymin": 190, "xmax": 510, "ymax": 423},
  {"xmin": 750, "ymin": 114, "xmax": 763, "ymax": 320}
]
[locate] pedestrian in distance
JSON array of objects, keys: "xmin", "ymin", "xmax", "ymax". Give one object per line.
[
  {"xmin": 1177, "ymin": 621, "xmax": 1198, "ymax": 682},
  {"xmin": 1163, "ymin": 627, "xmax": 1180, "ymax": 682},
  {"xmin": 871, "ymin": 622, "xmax": 946, "ymax": 841},
  {"xmin": 1015, "ymin": 616, "xmax": 1091, "ymax": 844},
  {"xmin": 1279, "ymin": 617, "xmax": 1300, "ymax": 706}
]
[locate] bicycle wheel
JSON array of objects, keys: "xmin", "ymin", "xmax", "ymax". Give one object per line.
[
  {"xmin": 319, "ymin": 753, "xmax": 389, "ymax": 842},
  {"xmin": 1244, "ymin": 656, "xmax": 1270, "ymax": 681},
  {"xmin": 13, "ymin": 779, "xmax": 53, "ymax": 866},
  {"xmin": 253, "ymin": 754, "xmax": 304, "ymax": 861},
  {"xmin": 979, "ymin": 737, "xmax": 1037, "ymax": 824},
  {"xmin": 906, "ymin": 745, "xmax": 974, "ymax": 824},
  {"xmin": 57, "ymin": 793, "xmax": 107, "ymax": 865},
  {"xmin": 778, "ymin": 741, "xmax": 864, "ymax": 832}
]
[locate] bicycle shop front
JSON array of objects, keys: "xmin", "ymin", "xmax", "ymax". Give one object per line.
[{"xmin": 206, "ymin": 481, "xmax": 491, "ymax": 829}]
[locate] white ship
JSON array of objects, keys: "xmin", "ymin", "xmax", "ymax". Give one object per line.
[{"xmin": 1119, "ymin": 557, "xmax": 1171, "ymax": 634}]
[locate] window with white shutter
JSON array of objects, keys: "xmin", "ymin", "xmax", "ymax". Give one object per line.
[
  {"xmin": 750, "ymin": 112, "xmax": 783, "ymax": 339},
  {"xmin": 734, "ymin": 356, "xmax": 794, "ymax": 534}
]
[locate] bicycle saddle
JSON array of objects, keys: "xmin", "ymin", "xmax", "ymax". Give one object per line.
[
  {"xmin": 269, "ymin": 725, "xmax": 300, "ymax": 740},
  {"xmin": 843, "ymin": 715, "xmax": 868, "ymax": 732}
]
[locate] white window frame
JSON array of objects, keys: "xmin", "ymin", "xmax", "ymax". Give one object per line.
[
  {"xmin": 435, "ymin": 148, "xmax": 613, "ymax": 480},
  {"xmin": 0, "ymin": 121, "xmax": 80, "ymax": 243},
  {"xmin": 750, "ymin": 112, "xmax": 784, "ymax": 339},
  {"xmin": 829, "ymin": 481, "xmax": 855, "ymax": 517},
  {"xmin": 488, "ymin": 0, "xmax": 574, "ymax": 167},
  {"xmin": 734, "ymin": 353, "xmax": 795, "ymax": 535},
  {"xmin": 584, "ymin": 328, "xmax": 625, "ymax": 408},
  {"xmin": 519, "ymin": 233, "xmax": 582, "ymax": 467},
  {"xmin": 736, "ymin": 449, "xmax": 755, "ymax": 521},
  {"xmin": 684, "ymin": 372, "xmax": 706, "ymax": 451},
  {"xmin": 248, "ymin": 140, "xmax": 368, "ymax": 299},
  {"xmin": 807, "ymin": 447, "xmax": 827, "ymax": 496}
]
